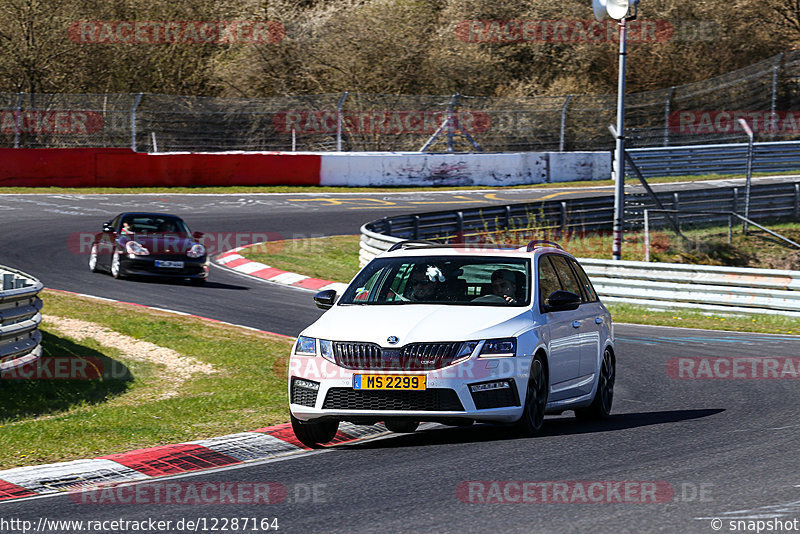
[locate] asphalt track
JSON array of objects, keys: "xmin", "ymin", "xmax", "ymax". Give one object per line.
[{"xmin": 1, "ymin": 181, "xmax": 800, "ymax": 533}]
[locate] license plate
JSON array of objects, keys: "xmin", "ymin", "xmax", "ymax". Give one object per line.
[
  {"xmin": 354, "ymin": 374, "xmax": 426, "ymax": 390},
  {"xmin": 155, "ymin": 260, "xmax": 184, "ymax": 268}
]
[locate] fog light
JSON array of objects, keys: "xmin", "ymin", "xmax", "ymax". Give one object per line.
[
  {"xmin": 294, "ymin": 379, "xmax": 320, "ymax": 390},
  {"xmin": 469, "ymin": 380, "xmax": 511, "ymax": 393}
]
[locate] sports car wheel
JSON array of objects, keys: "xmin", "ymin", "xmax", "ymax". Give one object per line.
[
  {"xmin": 384, "ymin": 420, "xmax": 419, "ymax": 433},
  {"xmin": 516, "ymin": 354, "xmax": 547, "ymax": 436},
  {"xmin": 576, "ymin": 348, "xmax": 615, "ymax": 421},
  {"xmin": 291, "ymin": 415, "xmax": 339, "ymax": 448},
  {"xmin": 110, "ymin": 251, "xmax": 124, "ymax": 279},
  {"xmin": 88, "ymin": 244, "xmax": 100, "ymax": 272}
]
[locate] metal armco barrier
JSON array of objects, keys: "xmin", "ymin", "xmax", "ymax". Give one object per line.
[
  {"xmin": 360, "ymin": 180, "xmax": 800, "ymax": 316},
  {"xmin": 0, "ymin": 266, "xmax": 43, "ymax": 372},
  {"xmin": 628, "ymin": 141, "xmax": 800, "ymax": 178}
]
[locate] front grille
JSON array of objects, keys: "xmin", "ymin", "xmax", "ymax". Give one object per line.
[
  {"xmin": 333, "ymin": 342, "xmax": 464, "ymax": 371},
  {"xmin": 291, "ymin": 378, "xmax": 319, "ymax": 407},
  {"xmin": 470, "ymin": 381, "xmax": 520, "ymax": 410},
  {"xmin": 322, "ymin": 388, "xmax": 464, "ymax": 411}
]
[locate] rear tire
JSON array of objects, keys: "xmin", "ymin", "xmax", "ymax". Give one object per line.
[
  {"xmin": 384, "ymin": 420, "xmax": 419, "ymax": 433},
  {"xmin": 291, "ymin": 414, "xmax": 338, "ymax": 447},
  {"xmin": 516, "ymin": 353, "xmax": 548, "ymax": 436},
  {"xmin": 575, "ymin": 348, "xmax": 615, "ymax": 421}
]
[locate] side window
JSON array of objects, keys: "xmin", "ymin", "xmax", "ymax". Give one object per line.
[
  {"xmin": 537, "ymin": 256, "xmax": 562, "ymax": 306},
  {"xmin": 570, "ymin": 259, "xmax": 598, "ymax": 302},
  {"xmin": 548, "ymin": 255, "xmax": 584, "ymax": 301}
]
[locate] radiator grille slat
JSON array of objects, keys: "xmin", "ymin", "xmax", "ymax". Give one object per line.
[{"xmin": 332, "ymin": 342, "xmax": 463, "ymax": 370}]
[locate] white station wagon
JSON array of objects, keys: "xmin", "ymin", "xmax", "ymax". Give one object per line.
[{"xmin": 288, "ymin": 241, "xmax": 615, "ymax": 447}]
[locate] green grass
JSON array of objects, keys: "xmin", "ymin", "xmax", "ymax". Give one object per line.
[
  {"xmin": 242, "ymin": 235, "xmax": 361, "ymax": 282},
  {"xmin": 239, "ymin": 234, "xmax": 800, "ymax": 336},
  {"xmin": 1, "ymin": 170, "xmax": 796, "ymax": 195},
  {"xmin": 0, "ymin": 290, "xmax": 295, "ymax": 469}
]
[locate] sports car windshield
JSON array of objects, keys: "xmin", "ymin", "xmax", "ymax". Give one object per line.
[{"xmin": 338, "ymin": 256, "xmax": 530, "ymax": 306}]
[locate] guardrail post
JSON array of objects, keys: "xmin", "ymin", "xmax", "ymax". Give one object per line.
[
  {"xmin": 733, "ymin": 187, "xmax": 739, "ymax": 213},
  {"xmin": 455, "ymin": 211, "xmax": 464, "ymax": 236},
  {"xmin": 505, "ymin": 206, "xmax": 512, "ymax": 229},
  {"xmin": 560, "ymin": 202, "xmax": 568, "ymax": 236},
  {"xmin": 728, "ymin": 215, "xmax": 733, "ymax": 244},
  {"xmin": 794, "ymin": 183, "xmax": 799, "ymax": 219},
  {"xmin": 2, "ymin": 273, "xmax": 13, "ymax": 290},
  {"xmin": 384, "ymin": 219, "xmax": 392, "ymax": 236},
  {"xmin": 413, "ymin": 215, "xmax": 420, "ymax": 240}
]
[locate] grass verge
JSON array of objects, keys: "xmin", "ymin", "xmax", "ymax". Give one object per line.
[
  {"xmin": 240, "ymin": 235, "xmax": 800, "ymax": 336},
  {"xmin": 0, "ymin": 290, "xmax": 294, "ymax": 469},
  {"xmin": 0, "ymin": 170, "xmax": 796, "ymax": 195}
]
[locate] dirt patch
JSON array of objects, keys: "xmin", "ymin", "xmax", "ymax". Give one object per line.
[{"xmin": 42, "ymin": 315, "xmax": 216, "ymax": 399}]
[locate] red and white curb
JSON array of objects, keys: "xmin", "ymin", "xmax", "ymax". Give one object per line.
[
  {"xmin": 0, "ymin": 422, "xmax": 389, "ymax": 502},
  {"xmin": 214, "ymin": 245, "xmax": 348, "ymax": 293}
]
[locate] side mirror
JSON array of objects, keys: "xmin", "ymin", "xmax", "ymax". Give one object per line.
[
  {"xmin": 544, "ymin": 290, "xmax": 581, "ymax": 312},
  {"xmin": 103, "ymin": 222, "xmax": 114, "ymax": 233},
  {"xmin": 314, "ymin": 289, "xmax": 337, "ymax": 310},
  {"xmin": 192, "ymin": 231, "xmax": 204, "ymax": 240}
]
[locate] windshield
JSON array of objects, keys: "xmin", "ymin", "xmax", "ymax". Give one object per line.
[
  {"xmin": 338, "ymin": 256, "xmax": 531, "ymax": 306},
  {"xmin": 120, "ymin": 216, "xmax": 190, "ymax": 235}
]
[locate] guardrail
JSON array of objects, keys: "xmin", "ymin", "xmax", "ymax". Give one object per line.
[
  {"xmin": 0, "ymin": 266, "xmax": 44, "ymax": 373},
  {"xmin": 360, "ymin": 181, "xmax": 800, "ymax": 316},
  {"xmin": 628, "ymin": 141, "xmax": 800, "ymax": 178}
]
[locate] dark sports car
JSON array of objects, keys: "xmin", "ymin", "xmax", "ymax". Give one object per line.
[{"xmin": 88, "ymin": 212, "xmax": 208, "ymax": 285}]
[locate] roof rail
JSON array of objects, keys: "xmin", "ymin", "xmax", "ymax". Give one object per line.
[
  {"xmin": 386, "ymin": 240, "xmax": 443, "ymax": 252},
  {"xmin": 525, "ymin": 240, "xmax": 563, "ymax": 252}
]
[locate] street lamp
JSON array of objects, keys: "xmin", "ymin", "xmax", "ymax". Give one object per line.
[{"xmin": 593, "ymin": 0, "xmax": 638, "ymax": 260}]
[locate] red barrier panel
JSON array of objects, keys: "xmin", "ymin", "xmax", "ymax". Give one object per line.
[{"xmin": 0, "ymin": 149, "xmax": 322, "ymax": 187}]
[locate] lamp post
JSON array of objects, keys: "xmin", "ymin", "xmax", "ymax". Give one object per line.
[{"xmin": 593, "ymin": 0, "xmax": 637, "ymax": 260}]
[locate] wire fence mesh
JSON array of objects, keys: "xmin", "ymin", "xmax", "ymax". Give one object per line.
[{"xmin": 2, "ymin": 50, "xmax": 799, "ymax": 152}]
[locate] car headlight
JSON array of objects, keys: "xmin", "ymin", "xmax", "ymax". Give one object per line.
[
  {"xmin": 295, "ymin": 336, "xmax": 316, "ymax": 355},
  {"xmin": 125, "ymin": 241, "xmax": 149, "ymax": 256},
  {"xmin": 452, "ymin": 341, "xmax": 479, "ymax": 364},
  {"xmin": 478, "ymin": 338, "xmax": 517, "ymax": 358},
  {"xmin": 319, "ymin": 339, "xmax": 335, "ymax": 363},
  {"xmin": 187, "ymin": 243, "xmax": 206, "ymax": 258}
]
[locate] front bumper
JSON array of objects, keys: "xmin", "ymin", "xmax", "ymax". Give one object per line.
[
  {"xmin": 288, "ymin": 354, "xmax": 529, "ymax": 424},
  {"xmin": 119, "ymin": 256, "xmax": 208, "ymax": 279}
]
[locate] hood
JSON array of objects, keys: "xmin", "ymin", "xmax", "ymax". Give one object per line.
[
  {"xmin": 303, "ymin": 304, "xmax": 533, "ymax": 345},
  {"xmin": 120, "ymin": 234, "xmax": 197, "ymax": 255}
]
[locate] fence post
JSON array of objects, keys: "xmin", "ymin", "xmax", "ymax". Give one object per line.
[
  {"xmin": 447, "ymin": 93, "xmax": 460, "ymax": 153},
  {"xmin": 560, "ymin": 201, "xmax": 568, "ymax": 235},
  {"xmin": 13, "ymin": 93, "xmax": 23, "ymax": 149},
  {"xmin": 663, "ymin": 86, "xmax": 674, "ymax": 147},
  {"xmin": 131, "ymin": 93, "xmax": 143, "ymax": 152},
  {"xmin": 336, "ymin": 91, "xmax": 348, "ymax": 151},
  {"xmin": 770, "ymin": 53, "xmax": 783, "ymax": 140},
  {"xmin": 559, "ymin": 95, "xmax": 573, "ymax": 152},
  {"xmin": 643, "ymin": 209, "xmax": 650, "ymax": 262}
]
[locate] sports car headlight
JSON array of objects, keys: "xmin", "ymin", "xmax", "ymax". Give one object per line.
[
  {"xmin": 295, "ymin": 336, "xmax": 316, "ymax": 355},
  {"xmin": 478, "ymin": 338, "xmax": 517, "ymax": 358},
  {"xmin": 187, "ymin": 244, "xmax": 206, "ymax": 258},
  {"xmin": 125, "ymin": 241, "xmax": 150, "ymax": 256}
]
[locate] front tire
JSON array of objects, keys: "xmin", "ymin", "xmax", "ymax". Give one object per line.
[
  {"xmin": 291, "ymin": 414, "xmax": 338, "ymax": 447},
  {"xmin": 516, "ymin": 354, "xmax": 548, "ymax": 436},
  {"xmin": 88, "ymin": 244, "xmax": 101, "ymax": 272},
  {"xmin": 575, "ymin": 348, "xmax": 615, "ymax": 421},
  {"xmin": 110, "ymin": 251, "xmax": 124, "ymax": 279}
]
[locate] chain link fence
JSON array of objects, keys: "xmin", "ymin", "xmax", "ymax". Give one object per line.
[{"xmin": 2, "ymin": 51, "xmax": 799, "ymax": 153}]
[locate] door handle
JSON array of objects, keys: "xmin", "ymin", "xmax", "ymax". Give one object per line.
[
  {"xmin": 595, "ymin": 317, "xmax": 604, "ymax": 325},
  {"xmin": 572, "ymin": 321, "xmax": 581, "ymax": 328}
]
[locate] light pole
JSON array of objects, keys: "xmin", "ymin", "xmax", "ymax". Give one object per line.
[{"xmin": 593, "ymin": 0, "xmax": 637, "ymax": 260}]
